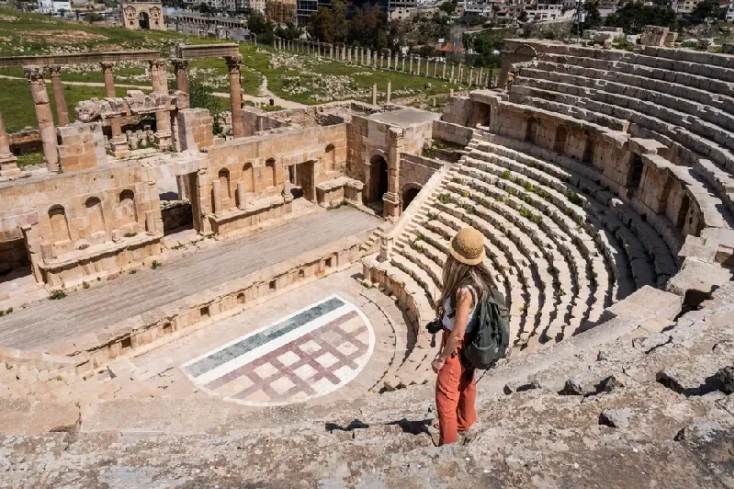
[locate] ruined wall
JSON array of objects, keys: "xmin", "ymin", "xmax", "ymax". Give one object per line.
[{"xmin": 0, "ymin": 162, "xmax": 163, "ymax": 286}]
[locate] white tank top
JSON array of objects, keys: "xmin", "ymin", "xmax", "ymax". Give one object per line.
[{"xmin": 441, "ymin": 285, "xmax": 479, "ymax": 334}]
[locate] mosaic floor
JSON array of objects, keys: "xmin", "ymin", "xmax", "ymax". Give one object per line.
[{"xmin": 182, "ymin": 295, "xmax": 375, "ymax": 407}]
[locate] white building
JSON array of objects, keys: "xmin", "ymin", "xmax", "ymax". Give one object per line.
[
  {"xmin": 37, "ymin": 0, "xmax": 72, "ymax": 13},
  {"xmin": 727, "ymin": 1, "xmax": 734, "ymax": 21},
  {"xmin": 523, "ymin": 0, "xmax": 578, "ymax": 22}
]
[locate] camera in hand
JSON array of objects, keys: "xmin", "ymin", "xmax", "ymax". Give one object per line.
[{"xmin": 426, "ymin": 319, "xmax": 443, "ymax": 334}]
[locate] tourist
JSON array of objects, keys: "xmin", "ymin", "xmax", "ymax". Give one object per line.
[{"xmin": 431, "ymin": 226, "xmax": 493, "ymax": 446}]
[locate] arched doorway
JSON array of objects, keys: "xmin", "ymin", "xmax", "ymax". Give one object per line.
[
  {"xmin": 369, "ymin": 154, "xmax": 389, "ymax": 206},
  {"xmin": 402, "ymin": 185, "xmax": 421, "ymax": 210},
  {"xmin": 138, "ymin": 11, "xmax": 150, "ymax": 30}
]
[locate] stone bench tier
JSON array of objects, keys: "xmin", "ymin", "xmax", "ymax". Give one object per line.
[
  {"xmin": 518, "ymin": 66, "xmax": 734, "ymax": 157},
  {"xmin": 472, "ymin": 137, "xmax": 676, "ymax": 289},
  {"xmin": 434, "ymin": 190, "xmax": 570, "ymax": 345},
  {"xmin": 455, "ymin": 158, "xmax": 612, "ymax": 323}
]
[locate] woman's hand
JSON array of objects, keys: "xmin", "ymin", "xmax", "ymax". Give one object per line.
[{"xmin": 431, "ymin": 358, "xmax": 445, "ymax": 373}]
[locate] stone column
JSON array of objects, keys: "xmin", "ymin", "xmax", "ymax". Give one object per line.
[
  {"xmin": 373, "ymin": 52, "xmax": 377, "ymax": 67},
  {"xmin": 380, "ymin": 54, "xmax": 384, "ymax": 69},
  {"xmin": 101, "ymin": 62, "xmax": 128, "ymax": 157},
  {"xmin": 401, "ymin": 55, "xmax": 406, "ymax": 72},
  {"xmin": 469, "ymin": 67, "xmax": 474, "ymax": 86},
  {"xmin": 149, "ymin": 60, "xmax": 172, "ymax": 150},
  {"xmin": 450, "ymin": 64, "xmax": 455, "ymax": 82},
  {"xmin": 409, "ymin": 56, "xmax": 413, "ymax": 74},
  {"xmin": 366, "ymin": 49, "xmax": 371, "ymax": 66},
  {"xmin": 459, "ymin": 63, "xmax": 464, "ymax": 84},
  {"xmin": 172, "ymin": 58, "xmax": 190, "ymax": 108},
  {"xmin": 442, "ymin": 62, "xmax": 447, "ymax": 79},
  {"xmin": 479, "ymin": 67, "xmax": 484, "ymax": 87},
  {"xmin": 226, "ymin": 55, "xmax": 245, "ymax": 139},
  {"xmin": 394, "ymin": 53, "xmax": 398, "ymax": 69},
  {"xmin": 433, "ymin": 61, "xmax": 438, "ymax": 78},
  {"xmin": 329, "ymin": 44, "xmax": 333, "ymax": 59},
  {"xmin": 386, "ymin": 80, "xmax": 391, "ymax": 104},
  {"xmin": 417, "ymin": 57, "xmax": 421, "ymax": 76},
  {"xmin": 372, "ymin": 83, "xmax": 377, "ymax": 106},
  {"xmin": 0, "ymin": 109, "xmax": 20, "ymax": 177},
  {"xmin": 48, "ymin": 65, "xmax": 69, "ymax": 127},
  {"xmin": 383, "ymin": 127, "xmax": 403, "ymax": 221},
  {"xmin": 24, "ymin": 66, "xmax": 58, "ymax": 172},
  {"xmin": 212, "ymin": 179, "xmax": 222, "ymax": 214},
  {"xmin": 236, "ymin": 181, "xmax": 246, "ymax": 209}
]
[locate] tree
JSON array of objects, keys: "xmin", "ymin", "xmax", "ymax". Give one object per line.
[
  {"xmin": 308, "ymin": 7, "xmax": 336, "ymax": 43},
  {"xmin": 439, "ymin": 0, "xmax": 457, "ymax": 15},
  {"xmin": 584, "ymin": 1, "xmax": 602, "ymax": 30},
  {"xmin": 605, "ymin": 1, "xmax": 676, "ymax": 34},
  {"xmin": 197, "ymin": 2, "xmax": 213, "ymax": 15},
  {"xmin": 85, "ymin": 12, "xmax": 103, "ymax": 22},
  {"xmin": 518, "ymin": 9, "xmax": 528, "ymax": 22},
  {"xmin": 690, "ymin": 0, "xmax": 718, "ymax": 22}
]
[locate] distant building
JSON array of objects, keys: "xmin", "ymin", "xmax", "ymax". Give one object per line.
[
  {"xmin": 167, "ymin": 11, "xmax": 250, "ymax": 39},
  {"xmin": 121, "ymin": 1, "xmax": 166, "ymax": 30},
  {"xmin": 523, "ymin": 0, "xmax": 578, "ymax": 22},
  {"xmin": 267, "ymin": 0, "xmax": 297, "ymax": 23},
  {"xmin": 37, "ymin": 0, "xmax": 72, "ymax": 13}
]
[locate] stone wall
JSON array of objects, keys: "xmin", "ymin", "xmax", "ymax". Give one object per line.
[
  {"xmin": 399, "ymin": 154, "xmax": 442, "ymax": 196},
  {"xmin": 0, "ymin": 235, "xmax": 28, "ymax": 275},
  {"xmin": 177, "ymin": 108, "xmax": 214, "ymax": 152},
  {"xmin": 432, "ymin": 120, "xmax": 473, "ymax": 146},
  {"xmin": 0, "ymin": 162, "xmax": 163, "ymax": 287},
  {"xmin": 57, "ymin": 122, "xmax": 105, "ymax": 173}
]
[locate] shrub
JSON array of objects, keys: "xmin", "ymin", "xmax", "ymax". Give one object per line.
[
  {"xmin": 500, "ymin": 169, "xmax": 511, "ymax": 180},
  {"xmin": 151, "ymin": 260, "xmax": 161, "ymax": 270},
  {"xmin": 567, "ymin": 192, "xmax": 583, "ymax": 206},
  {"xmin": 437, "ymin": 193, "xmax": 455, "ymax": 205},
  {"xmin": 49, "ymin": 290, "xmax": 67, "ymax": 300},
  {"xmin": 82, "ymin": 281, "xmax": 90, "ymax": 289}
]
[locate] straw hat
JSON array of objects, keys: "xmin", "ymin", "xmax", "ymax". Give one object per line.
[{"xmin": 449, "ymin": 227, "xmax": 485, "ymax": 266}]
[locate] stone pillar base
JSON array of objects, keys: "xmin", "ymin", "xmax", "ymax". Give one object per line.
[
  {"xmin": 0, "ymin": 155, "xmax": 20, "ymax": 177},
  {"xmin": 154, "ymin": 132, "xmax": 172, "ymax": 150},
  {"xmin": 109, "ymin": 137, "xmax": 131, "ymax": 159},
  {"xmin": 382, "ymin": 192, "xmax": 401, "ymax": 221}
]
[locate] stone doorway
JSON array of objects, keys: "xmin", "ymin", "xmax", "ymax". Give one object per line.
[
  {"xmin": 288, "ymin": 161, "xmax": 316, "ymax": 202},
  {"xmin": 369, "ymin": 154, "xmax": 389, "ymax": 211},
  {"xmin": 402, "ymin": 185, "xmax": 421, "ymax": 210},
  {"xmin": 138, "ymin": 11, "xmax": 150, "ymax": 29}
]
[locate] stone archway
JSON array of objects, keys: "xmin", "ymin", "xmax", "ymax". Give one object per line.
[
  {"xmin": 369, "ymin": 154, "xmax": 389, "ymax": 206},
  {"xmin": 401, "ymin": 184, "xmax": 422, "ymax": 210},
  {"xmin": 138, "ymin": 11, "xmax": 150, "ymax": 30},
  {"xmin": 121, "ymin": 2, "xmax": 165, "ymax": 31}
]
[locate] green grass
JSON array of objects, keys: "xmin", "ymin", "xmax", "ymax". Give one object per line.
[
  {"xmin": 17, "ymin": 152, "xmax": 44, "ymax": 168},
  {"xmin": 239, "ymin": 44, "xmax": 460, "ymax": 105},
  {"xmin": 0, "ymin": 78, "xmax": 134, "ymax": 132}
]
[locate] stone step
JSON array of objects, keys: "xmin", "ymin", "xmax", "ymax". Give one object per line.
[
  {"xmin": 472, "ymin": 138, "xmax": 675, "ymax": 290},
  {"xmin": 439, "ymin": 181, "xmax": 586, "ymax": 339}
]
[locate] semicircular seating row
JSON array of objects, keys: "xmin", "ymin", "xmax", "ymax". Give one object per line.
[
  {"xmin": 370, "ymin": 132, "xmax": 680, "ymax": 391},
  {"xmin": 508, "ymin": 42, "xmax": 734, "ymax": 221}
]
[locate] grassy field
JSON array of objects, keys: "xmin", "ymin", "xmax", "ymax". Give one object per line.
[
  {"xmin": 0, "ymin": 8, "xmax": 461, "ymax": 130},
  {"xmin": 239, "ymin": 44, "xmax": 460, "ymax": 105},
  {"xmin": 0, "ymin": 78, "xmax": 134, "ymax": 132}
]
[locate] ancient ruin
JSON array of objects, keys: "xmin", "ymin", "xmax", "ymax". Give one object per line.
[
  {"xmin": 0, "ymin": 36, "xmax": 733, "ymax": 486},
  {"xmin": 121, "ymin": 0, "xmax": 165, "ymax": 31}
]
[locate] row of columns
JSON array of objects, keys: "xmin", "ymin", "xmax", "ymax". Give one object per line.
[
  {"xmin": 273, "ymin": 38, "xmax": 497, "ymax": 88},
  {"xmin": 171, "ymin": 54, "xmax": 244, "ymax": 139},
  {"xmin": 3, "ymin": 54, "xmax": 247, "ymax": 176}
]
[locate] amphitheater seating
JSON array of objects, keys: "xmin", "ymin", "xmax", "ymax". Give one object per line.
[
  {"xmin": 371, "ymin": 130, "xmax": 681, "ymax": 372},
  {"xmin": 509, "ymin": 44, "xmax": 734, "ymax": 230}
]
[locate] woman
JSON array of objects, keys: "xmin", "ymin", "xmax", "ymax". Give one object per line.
[{"xmin": 431, "ymin": 226, "xmax": 493, "ymax": 446}]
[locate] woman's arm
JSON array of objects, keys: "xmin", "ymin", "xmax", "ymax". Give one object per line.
[{"xmin": 432, "ymin": 287, "xmax": 473, "ymax": 372}]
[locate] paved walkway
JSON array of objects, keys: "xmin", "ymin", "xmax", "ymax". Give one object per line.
[{"xmin": 0, "ymin": 208, "xmax": 382, "ymax": 350}]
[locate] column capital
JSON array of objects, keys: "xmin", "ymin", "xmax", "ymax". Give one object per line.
[
  {"xmin": 47, "ymin": 64, "xmax": 63, "ymax": 76},
  {"xmin": 225, "ymin": 54, "xmax": 243, "ymax": 74},
  {"xmin": 23, "ymin": 66, "xmax": 45, "ymax": 81},
  {"xmin": 99, "ymin": 61, "xmax": 115, "ymax": 71},
  {"xmin": 171, "ymin": 58, "xmax": 190, "ymax": 71},
  {"xmin": 149, "ymin": 59, "xmax": 167, "ymax": 71}
]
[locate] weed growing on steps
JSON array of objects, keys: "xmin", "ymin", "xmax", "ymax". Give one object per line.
[
  {"xmin": 437, "ymin": 193, "xmax": 456, "ymax": 205},
  {"xmin": 49, "ymin": 290, "xmax": 67, "ymax": 300},
  {"xmin": 82, "ymin": 281, "xmax": 90, "ymax": 289},
  {"xmin": 151, "ymin": 260, "xmax": 161, "ymax": 270}
]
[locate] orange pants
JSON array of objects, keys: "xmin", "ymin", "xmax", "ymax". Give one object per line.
[{"xmin": 435, "ymin": 329, "xmax": 477, "ymax": 445}]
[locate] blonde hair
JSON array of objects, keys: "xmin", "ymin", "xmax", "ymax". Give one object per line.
[{"xmin": 436, "ymin": 254, "xmax": 493, "ymax": 317}]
